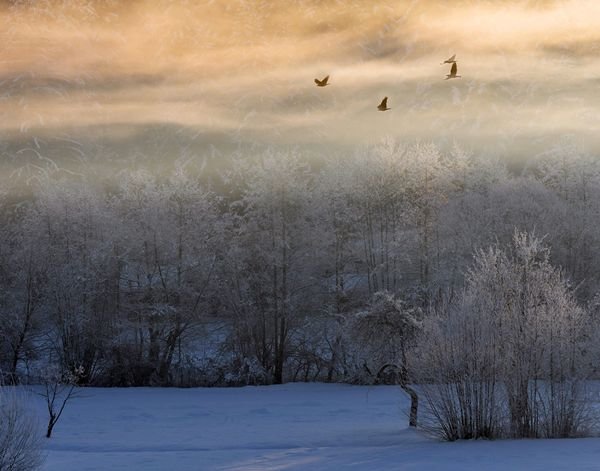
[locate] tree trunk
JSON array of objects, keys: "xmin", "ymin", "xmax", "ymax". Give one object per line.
[
  {"xmin": 377, "ymin": 363, "xmax": 419, "ymax": 428},
  {"xmin": 46, "ymin": 417, "xmax": 56, "ymax": 438},
  {"xmin": 401, "ymin": 383, "xmax": 419, "ymax": 428}
]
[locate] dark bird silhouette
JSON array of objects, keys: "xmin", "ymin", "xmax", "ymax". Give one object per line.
[
  {"xmin": 445, "ymin": 62, "xmax": 461, "ymax": 80},
  {"xmin": 377, "ymin": 97, "xmax": 390, "ymax": 111},
  {"xmin": 441, "ymin": 54, "xmax": 456, "ymax": 64},
  {"xmin": 314, "ymin": 75, "xmax": 330, "ymax": 87}
]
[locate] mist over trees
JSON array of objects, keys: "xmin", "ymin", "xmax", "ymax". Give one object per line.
[{"xmin": 1, "ymin": 139, "xmax": 599, "ymax": 438}]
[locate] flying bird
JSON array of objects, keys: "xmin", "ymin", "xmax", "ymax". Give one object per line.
[
  {"xmin": 377, "ymin": 97, "xmax": 390, "ymax": 111},
  {"xmin": 441, "ymin": 54, "xmax": 456, "ymax": 64},
  {"xmin": 445, "ymin": 62, "xmax": 461, "ymax": 80},
  {"xmin": 314, "ymin": 75, "xmax": 330, "ymax": 87}
]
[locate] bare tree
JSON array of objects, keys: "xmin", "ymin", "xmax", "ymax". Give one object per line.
[{"xmin": 36, "ymin": 366, "xmax": 83, "ymax": 439}]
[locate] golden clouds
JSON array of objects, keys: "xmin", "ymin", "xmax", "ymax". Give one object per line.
[{"xmin": 1, "ymin": 0, "xmax": 600, "ymax": 160}]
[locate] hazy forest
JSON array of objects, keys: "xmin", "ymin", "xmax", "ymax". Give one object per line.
[{"xmin": 2, "ymin": 139, "xmax": 598, "ymax": 401}]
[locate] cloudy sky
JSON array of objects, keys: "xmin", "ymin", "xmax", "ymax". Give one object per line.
[{"xmin": 1, "ymin": 0, "xmax": 600, "ymax": 173}]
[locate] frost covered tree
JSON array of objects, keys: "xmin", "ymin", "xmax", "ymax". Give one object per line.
[
  {"xmin": 109, "ymin": 168, "xmax": 221, "ymax": 385},
  {"xmin": 0, "ymin": 209, "xmax": 48, "ymax": 383},
  {"xmin": 316, "ymin": 153, "xmax": 363, "ymax": 316},
  {"xmin": 436, "ymin": 177, "xmax": 561, "ymax": 290},
  {"xmin": 312, "ymin": 154, "xmax": 366, "ymax": 381},
  {"xmin": 348, "ymin": 291, "xmax": 422, "ymax": 426},
  {"xmin": 419, "ymin": 231, "xmax": 592, "ymax": 440},
  {"xmin": 528, "ymin": 142, "xmax": 600, "ymax": 298},
  {"xmin": 347, "ymin": 139, "xmax": 458, "ymax": 295},
  {"xmin": 28, "ymin": 181, "xmax": 116, "ymax": 384},
  {"xmin": 221, "ymin": 150, "xmax": 322, "ymax": 384},
  {"xmin": 349, "ymin": 140, "xmax": 412, "ymax": 294}
]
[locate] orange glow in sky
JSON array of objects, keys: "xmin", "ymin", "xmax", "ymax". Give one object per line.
[{"xmin": 1, "ymin": 0, "xmax": 600, "ymax": 167}]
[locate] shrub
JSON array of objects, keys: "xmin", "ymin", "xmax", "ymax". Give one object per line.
[{"xmin": 0, "ymin": 384, "xmax": 44, "ymax": 471}]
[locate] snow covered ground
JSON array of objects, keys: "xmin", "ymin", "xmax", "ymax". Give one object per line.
[{"xmin": 30, "ymin": 383, "xmax": 600, "ymax": 470}]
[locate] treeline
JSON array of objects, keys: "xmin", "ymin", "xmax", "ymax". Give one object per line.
[{"xmin": 1, "ymin": 139, "xmax": 600, "ymax": 400}]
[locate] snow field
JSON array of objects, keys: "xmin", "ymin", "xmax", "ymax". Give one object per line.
[{"xmin": 32, "ymin": 383, "xmax": 600, "ymax": 470}]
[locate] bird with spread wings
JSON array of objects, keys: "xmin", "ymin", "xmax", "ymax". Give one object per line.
[{"xmin": 314, "ymin": 75, "xmax": 330, "ymax": 87}]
